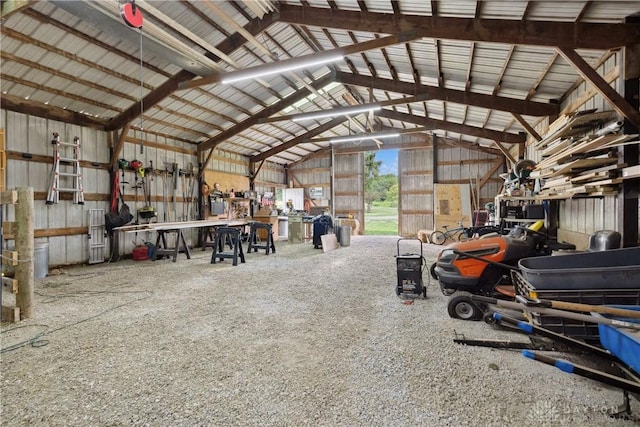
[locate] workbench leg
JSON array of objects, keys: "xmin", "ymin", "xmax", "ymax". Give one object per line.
[
  {"xmin": 180, "ymin": 230, "xmax": 191, "ymax": 260},
  {"xmin": 172, "ymin": 230, "xmax": 180, "ymax": 262}
]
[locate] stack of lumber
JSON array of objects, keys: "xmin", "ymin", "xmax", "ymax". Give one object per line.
[{"xmin": 530, "ymin": 110, "xmax": 638, "ymax": 199}]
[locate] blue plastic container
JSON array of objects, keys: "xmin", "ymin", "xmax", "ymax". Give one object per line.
[{"xmin": 595, "ymin": 306, "xmax": 640, "ymax": 375}]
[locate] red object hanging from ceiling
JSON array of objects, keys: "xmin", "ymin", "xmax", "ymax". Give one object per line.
[{"xmin": 120, "ymin": 2, "xmax": 143, "ymax": 28}]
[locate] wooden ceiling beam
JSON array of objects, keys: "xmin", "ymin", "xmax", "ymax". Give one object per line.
[
  {"xmin": 557, "ymin": 47, "xmax": 640, "ymax": 130},
  {"xmin": 375, "ymin": 109, "xmax": 526, "ymax": 143},
  {"xmin": 0, "ymin": 94, "xmax": 107, "ymax": 129},
  {"xmin": 197, "ymin": 73, "xmax": 334, "ymax": 155},
  {"xmin": 180, "ymin": 32, "xmax": 420, "ymax": 90},
  {"xmin": 335, "ymin": 71, "xmax": 559, "ymax": 116},
  {"xmin": 251, "ymin": 117, "xmax": 349, "ymax": 163},
  {"xmin": 106, "ymin": 70, "xmax": 196, "ymax": 131},
  {"xmin": 278, "ymin": 4, "xmax": 640, "ymax": 49}
]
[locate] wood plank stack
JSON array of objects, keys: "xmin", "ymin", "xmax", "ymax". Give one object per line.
[{"xmin": 530, "ymin": 110, "xmax": 638, "ymax": 199}]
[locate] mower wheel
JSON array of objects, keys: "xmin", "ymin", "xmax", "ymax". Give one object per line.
[
  {"xmin": 430, "ymin": 263, "xmax": 439, "ymax": 280},
  {"xmin": 447, "ymin": 291, "xmax": 483, "ymax": 321}
]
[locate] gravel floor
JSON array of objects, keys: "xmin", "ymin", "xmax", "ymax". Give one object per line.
[{"xmin": 1, "ymin": 235, "xmax": 638, "ymax": 426}]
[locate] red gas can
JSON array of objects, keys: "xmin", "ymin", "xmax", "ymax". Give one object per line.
[{"xmin": 132, "ymin": 245, "xmax": 149, "ymax": 261}]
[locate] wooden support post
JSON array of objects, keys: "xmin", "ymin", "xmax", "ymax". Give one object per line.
[
  {"xmin": 618, "ymin": 34, "xmax": 640, "ymax": 247},
  {"xmin": 15, "ymin": 187, "xmax": 34, "ymax": 319}
]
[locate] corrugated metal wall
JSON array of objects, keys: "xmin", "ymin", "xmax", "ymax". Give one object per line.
[
  {"xmin": 333, "ymin": 152, "xmax": 364, "ymax": 230},
  {"xmin": 287, "ymin": 153, "xmax": 332, "ymax": 209},
  {"xmin": 0, "ymin": 110, "xmax": 200, "ymax": 265},
  {"xmin": 399, "ymin": 148, "xmax": 433, "ymax": 236},
  {"xmin": 436, "ymin": 145, "xmax": 504, "ymax": 215},
  {"xmin": 253, "ymin": 160, "xmax": 286, "ymax": 198},
  {"xmin": 1, "ymin": 110, "xmax": 111, "ymax": 266},
  {"xmin": 0, "ymin": 109, "xmax": 289, "ymax": 266},
  {"xmin": 527, "ymin": 52, "xmax": 630, "ymax": 244}
]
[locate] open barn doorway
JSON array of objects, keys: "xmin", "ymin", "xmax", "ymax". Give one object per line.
[{"xmin": 364, "ymin": 150, "xmax": 399, "ymax": 235}]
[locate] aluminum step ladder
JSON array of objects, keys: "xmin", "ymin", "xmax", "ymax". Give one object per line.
[{"xmin": 46, "ymin": 132, "xmax": 84, "ymax": 204}]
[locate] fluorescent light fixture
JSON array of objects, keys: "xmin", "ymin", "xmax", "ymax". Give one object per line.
[
  {"xmin": 292, "ymin": 105, "xmax": 381, "ymax": 122},
  {"xmin": 221, "ymin": 55, "xmax": 343, "ymax": 84},
  {"xmin": 329, "ymin": 132, "xmax": 400, "ymax": 144}
]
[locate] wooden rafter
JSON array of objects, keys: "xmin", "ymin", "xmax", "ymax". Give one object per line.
[
  {"xmin": 179, "ymin": 32, "xmax": 420, "ymax": 90},
  {"xmin": 557, "ymin": 47, "xmax": 640, "ymax": 130},
  {"xmin": 466, "ymin": 43, "xmax": 475, "ymax": 91},
  {"xmin": 251, "ymin": 117, "xmax": 349, "ymax": 162},
  {"xmin": 376, "ymin": 110, "xmax": 526, "ymax": 143},
  {"xmin": 197, "ymin": 73, "xmax": 333, "ymax": 153},
  {"xmin": 107, "ymin": 70, "xmax": 195, "ymax": 131},
  {"xmin": 0, "ymin": 94, "xmax": 107, "ymax": 129},
  {"xmin": 278, "ymin": 4, "xmax": 640, "ymax": 49},
  {"xmin": 335, "ymin": 71, "xmax": 559, "ymax": 116}
]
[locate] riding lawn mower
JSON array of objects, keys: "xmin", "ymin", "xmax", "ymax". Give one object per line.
[{"xmin": 432, "ymin": 221, "xmax": 576, "ymax": 321}]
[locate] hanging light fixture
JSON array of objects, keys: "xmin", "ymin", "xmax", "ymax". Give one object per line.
[
  {"xmin": 291, "ymin": 105, "xmax": 381, "ymax": 122},
  {"xmin": 221, "ymin": 54, "xmax": 343, "ymax": 84},
  {"xmin": 329, "ymin": 132, "xmax": 400, "ymax": 144}
]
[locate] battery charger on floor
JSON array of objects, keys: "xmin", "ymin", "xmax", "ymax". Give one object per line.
[{"xmin": 395, "ymin": 238, "xmax": 427, "ymax": 299}]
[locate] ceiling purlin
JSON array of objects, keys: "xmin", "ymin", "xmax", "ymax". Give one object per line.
[
  {"xmin": 1, "ymin": 27, "xmax": 154, "ymax": 92},
  {"xmin": 198, "ymin": 73, "xmax": 334, "ymax": 153},
  {"xmin": 251, "ymin": 116, "xmax": 349, "ymax": 163},
  {"xmin": 154, "ymin": 104, "xmax": 224, "ymax": 133},
  {"xmin": 334, "ymin": 71, "xmax": 559, "ymax": 116},
  {"xmin": 376, "ymin": 109, "xmax": 525, "ymax": 144},
  {"xmin": 1, "ymin": 74, "xmax": 122, "ymax": 114},
  {"xmin": 0, "ymin": 51, "xmax": 137, "ymax": 105},
  {"xmin": 430, "ymin": 1, "xmax": 443, "ymax": 89},
  {"xmin": 0, "ymin": 93, "xmax": 107, "ymax": 130},
  {"xmin": 277, "ymin": 4, "xmax": 640, "ymax": 49},
  {"xmin": 322, "ymin": 28, "xmax": 358, "ymax": 75},
  {"xmin": 108, "ymin": 7, "xmax": 280, "ymax": 132},
  {"xmin": 575, "ymin": 1, "xmax": 593, "ymax": 22},
  {"xmin": 479, "ymin": 44, "xmax": 516, "ymax": 142},
  {"xmin": 107, "ymin": 70, "xmax": 196, "ymax": 132},
  {"xmin": 501, "ymin": 51, "xmax": 559, "ymax": 133},
  {"xmin": 465, "ymin": 0, "xmax": 480, "ymax": 92},
  {"xmin": 521, "ymin": 1, "xmax": 533, "ymax": 20},
  {"xmin": 22, "ymin": 8, "xmax": 167, "ymax": 77}
]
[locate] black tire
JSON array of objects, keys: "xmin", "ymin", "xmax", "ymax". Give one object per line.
[
  {"xmin": 430, "ymin": 231, "xmax": 446, "ymax": 245},
  {"xmin": 455, "ymin": 231, "xmax": 469, "ymax": 242},
  {"xmin": 430, "ymin": 263, "xmax": 439, "ymax": 280},
  {"xmin": 447, "ymin": 291, "xmax": 483, "ymax": 321},
  {"xmin": 483, "ymin": 311, "xmax": 497, "ymax": 325}
]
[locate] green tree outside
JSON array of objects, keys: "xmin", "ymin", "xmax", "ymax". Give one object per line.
[{"xmin": 364, "ymin": 152, "xmax": 398, "ymax": 211}]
